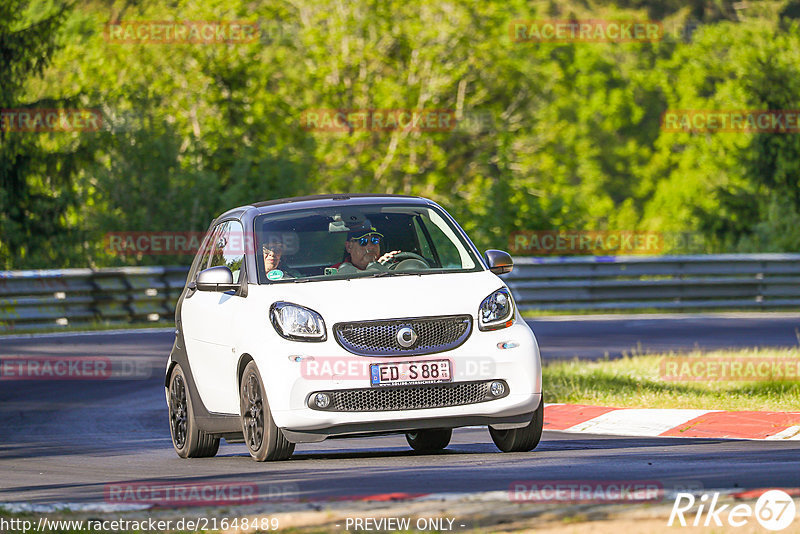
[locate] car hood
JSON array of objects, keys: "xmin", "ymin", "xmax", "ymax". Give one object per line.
[{"xmin": 249, "ymin": 270, "xmax": 505, "ymax": 322}]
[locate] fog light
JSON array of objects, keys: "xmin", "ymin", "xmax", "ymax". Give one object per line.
[
  {"xmin": 314, "ymin": 393, "xmax": 331, "ymax": 408},
  {"xmin": 490, "ymin": 381, "xmax": 505, "ymax": 397}
]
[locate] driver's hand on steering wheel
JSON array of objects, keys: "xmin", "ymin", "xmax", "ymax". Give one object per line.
[{"xmin": 377, "ymin": 250, "xmax": 402, "ymax": 265}]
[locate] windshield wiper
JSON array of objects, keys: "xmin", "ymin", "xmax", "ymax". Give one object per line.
[
  {"xmin": 280, "ymin": 275, "xmax": 320, "ymax": 283},
  {"xmin": 282, "ymin": 270, "xmax": 422, "ymax": 282}
]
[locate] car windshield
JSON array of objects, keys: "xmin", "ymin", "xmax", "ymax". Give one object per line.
[{"xmin": 254, "ymin": 204, "xmax": 482, "ymax": 283}]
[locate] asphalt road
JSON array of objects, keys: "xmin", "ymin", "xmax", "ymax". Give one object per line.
[
  {"xmin": 1, "ymin": 315, "xmax": 799, "ymax": 507},
  {"xmin": 3, "ymin": 313, "xmax": 799, "ymax": 361},
  {"xmin": 530, "ymin": 313, "xmax": 800, "ymax": 359}
]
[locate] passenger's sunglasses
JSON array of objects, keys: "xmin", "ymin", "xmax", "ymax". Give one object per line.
[{"xmin": 353, "ymin": 235, "xmax": 381, "ymax": 246}]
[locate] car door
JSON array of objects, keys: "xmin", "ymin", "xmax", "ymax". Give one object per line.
[{"xmin": 181, "ymin": 220, "xmax": 247, "ymax": 415}]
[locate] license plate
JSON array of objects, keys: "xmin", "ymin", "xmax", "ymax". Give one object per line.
[{"xmin": 370, "ymin": 359, "xmax": 452, "ymax": 387}]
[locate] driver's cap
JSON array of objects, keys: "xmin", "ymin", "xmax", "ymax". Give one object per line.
[{"xmin": 347, "ymin": 221, "xmax": 383, "ymax": 241}]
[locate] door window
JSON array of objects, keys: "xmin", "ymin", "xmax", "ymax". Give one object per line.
[
  {"xmin": 193, "ymin": 225, "xmax": 222, "ymax": 279},
  {"xmin": 208, "ymin": 221, "xmax": 245, "ymax": 283}
]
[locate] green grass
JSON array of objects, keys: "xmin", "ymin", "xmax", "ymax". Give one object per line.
[{"xmin": 543, "ymin": 347, "xmax": 800, "ymax": 411}]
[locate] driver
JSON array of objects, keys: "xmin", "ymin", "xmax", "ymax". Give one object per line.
[{"xmin": 333, "ymin": 225, "xmax": 400, "ymax": 273}]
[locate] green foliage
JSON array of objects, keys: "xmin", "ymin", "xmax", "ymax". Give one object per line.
[
  {"xmin": 640, "ymin": 19, "xmax": 800, "ymax": 251},
  {"xmin": 0, "ymin": 0, "xmax": 90, "ymax": 269},
  {"xmin": 4, "ymin": 0, "xmax": 800, "ymax": 269}
]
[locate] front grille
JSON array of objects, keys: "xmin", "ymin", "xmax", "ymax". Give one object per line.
[
  {"xmin": 310, "ymin": 380, "xmax": 507, "ymax": 412},
  {"xmin": 333, "ymin": 315, "xmax": 472, "ymax": 356}
]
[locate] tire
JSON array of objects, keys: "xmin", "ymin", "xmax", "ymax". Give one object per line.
[
  {"xmin": 489, "ymin": 398, "xmax": 544, "ymax": 453},
  {"xmin": 240, "ymin": 361, "xmax": 295, "ymax": 462},
  {"xmin": 168, "ymin": 364, "xmax": 220, "ymax": 458},
  {"xmin": 405, "ymin": 428, "xmax": 452, "ymax": 451}
]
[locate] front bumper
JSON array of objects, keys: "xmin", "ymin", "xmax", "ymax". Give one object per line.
[
  {"xmin": 254, "ymin": 319, "xmax": 542, "ymax": 436},
  {"xmin": 281, "ymin": 397, "xmax": 541, "ymax": 443}
]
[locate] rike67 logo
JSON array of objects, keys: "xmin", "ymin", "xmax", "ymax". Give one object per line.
[{"xmin": 669, "ymin": 490, "xmax": 797, "ymax": 531}]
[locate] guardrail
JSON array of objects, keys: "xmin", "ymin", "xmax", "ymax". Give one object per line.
[
  {"xmin": 1, "ymin": 254, "xmax": 799, "ymax": 332},
  {"xmin": 505, "ymin": 253, "xmax": 800, "ymax": 311},
  {"xmin": 0, "ymin": 266, "xmax": 190, "ymax": 332}
]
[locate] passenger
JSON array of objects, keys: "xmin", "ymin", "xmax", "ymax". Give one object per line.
[{"xmin": 262, "ymin": 242, "xmax": 300, "ymax": 280}]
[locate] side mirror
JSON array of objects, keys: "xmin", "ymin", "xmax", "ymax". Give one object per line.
[
  {"xmin": 195, "ymin": 266, "xmax": 238, "ymax": 292},
  {"xmin": 485, "ymin": 249, "xmax": 513, "ymax": 275}
]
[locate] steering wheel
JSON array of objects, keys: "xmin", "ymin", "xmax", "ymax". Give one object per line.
[{"xmin": 387, "ymin": 252, "xmax": 431, "ymax": 271}]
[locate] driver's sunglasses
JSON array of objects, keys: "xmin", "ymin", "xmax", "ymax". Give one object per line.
[{"xmin": 353, "ymin": 235, "xmax": 381, "ymax": 246}]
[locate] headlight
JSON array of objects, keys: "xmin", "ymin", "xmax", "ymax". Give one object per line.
[
  {"xmin": 270, "ymin": 302, "xmax": 327, "ymax": 342},
  {"xmin": 478, "ymin": 288, "xmax": 514, "ymax": 331}
]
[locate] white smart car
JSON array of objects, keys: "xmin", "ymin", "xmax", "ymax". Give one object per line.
[{"xmin": 166, "ymin": 194, "xmax": 543, "ymax": 461}]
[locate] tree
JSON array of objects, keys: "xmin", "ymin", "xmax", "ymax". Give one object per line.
[{"xmin": 0, "ymin": 0, "xmax": 95, "ymax": 269}]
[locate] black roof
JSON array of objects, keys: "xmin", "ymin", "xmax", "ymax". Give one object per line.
[
  {"xmin": 214, "ymin": 194, "xmax": 435, "ymax": 223},
  {"xmin": 250, "ymin": 193, "xmax": 421, "ymax": 208}
]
